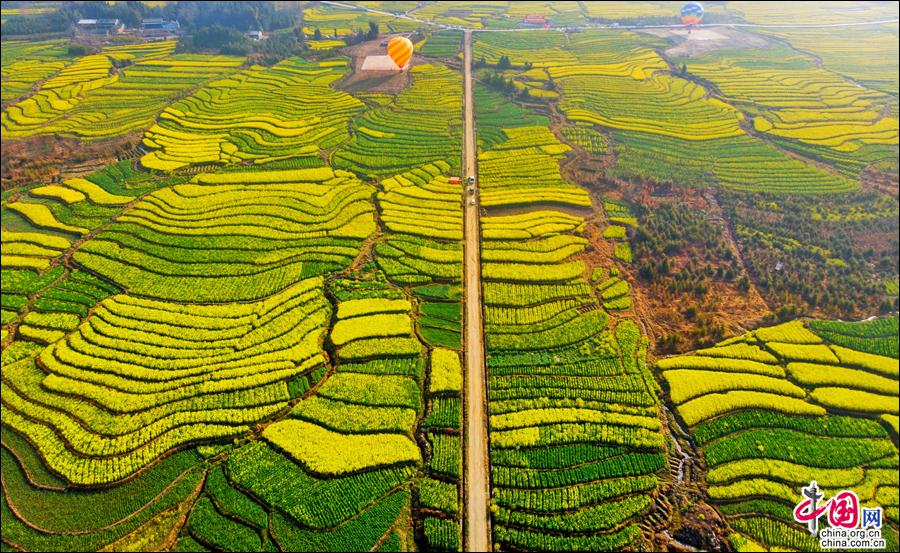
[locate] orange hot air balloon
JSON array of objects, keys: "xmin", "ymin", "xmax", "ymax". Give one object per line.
[{"xmin": 387, "ymin": 36, "xmax": 413, "ymax": 69}]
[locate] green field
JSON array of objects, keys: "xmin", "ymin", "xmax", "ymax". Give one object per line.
[
  {"xmin": 2, "ymin": 1, "xmax": 898, "ymax": 551},
  {"xmin": 659, "ymin": 317, "xmax": 900, "ymax": 551}
]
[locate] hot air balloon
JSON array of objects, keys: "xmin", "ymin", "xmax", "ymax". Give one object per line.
[
  {"xmin": 387, "ymin": 36, "xmax": 413, "ymax": 70},
  {"xmin": 681, "ymin": 2, "xmax": 704, "ymax": 27}
]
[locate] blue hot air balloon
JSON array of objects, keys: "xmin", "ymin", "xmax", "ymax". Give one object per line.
[{"xmin": 681, "ymin": 2, "xmax": 704, "ymax": 26}]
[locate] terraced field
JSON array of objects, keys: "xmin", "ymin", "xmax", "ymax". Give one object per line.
[
  {"xmin": 2, "ymin": 42, "xmax": 247, "ymax": 140},
  {"xmin": 400, "ymin": 1, "xmax": 722, "ymax": 29},
  {"xmin": 474, "ymin": 31, "xmax": 576, "ymax": 67},
  {"xmin": 1, "ymin": 3, "xmax": 899, "ymax": 552},
  {"xmin": 223, "ymin": 272, "xmax": 426, "ymax": 552},
  {"xmin": 477, "ymin": 123, "xmax": 591, "ymax": 208},
  {"xmin": 142, "ymin": 58, "xmax": 362, "ymax": 170},
  {"xmin": 6, "ymin": 277, "xmax": 331, "ymax": 483},
  {"xmin": 302, "ymin": 2, "xmax": 419, "ymax": 36},
  {"xmin": 473, "ymin": 30, "xmax": 859, "ymax": 194},
  {"xmin": 581, "ymin": 1, "xmax": 726, "ymax": 20},
  {"xmin": 412, "ymin": 2, "xmax": 507, "ymax": 30},
  {"xmin": 333, "ymin": 63, "xmax": 461, "ymax": 178},
  {"xmin": 2, "ymin": 41, "xmax": 468, "ymax": 550},
  {"xmin": 659, "ymin": 317, "xmax": 900, "ymax": 551},
  {"xmin": 2, "ymin": 161, "xmax": 154, "ymax": 281},
  {"xmin": 730, "ymin": 1, "xmax": 899, "ymax": 25},
  {"xmin": 419, "ymin": 30, "xmax": 463, "ymax": 57},
  {"xmin": 477, "ymin": 77, "xmax": 666, "ymax": 552},
  {"xmin": 375, "ymin": 161, "xmax": 465, "ymax": 549},
  {"xmin": 74, "ymin": 166, "xmax": 374, "ymax": 301},
  {"xmin": 759, "ymin": 24, "xmax": 899, "ymax": 99},
  {"xmin": 682, "ymin": 45, "xmax": 897, "ymax": 176},
  {"xmin": 1, "ymin": 39, "xmax": 71, "ymax": 103}
]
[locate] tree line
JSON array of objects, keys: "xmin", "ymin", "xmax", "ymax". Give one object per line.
[{"xmin": 2, "ymin": 1, "xmax": 300, "ymax": 35}]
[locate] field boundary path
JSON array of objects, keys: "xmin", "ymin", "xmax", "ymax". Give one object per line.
[{"xmin": 461, "ymin": 28, "xmax": 491, "ymax": 553}]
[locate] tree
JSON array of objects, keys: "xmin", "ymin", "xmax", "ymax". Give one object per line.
[
  {"xmin": 475, "ymin": 56, "xmax": 486, "ymax": 68},
  {"xmin": 68, "ymin": 43, "xmax": 90, "ymax": 56},
  {"xmin": 775, "ymin": 304, "xmax": 802, "ymax": 322},
  {"xmin": 5, "ymin": 1, "xmax": 299, "ymax": 38},
  {"xmin": 180, "ymin": 25, "xmax": 250, "ymax": 55},
  {"xmin": 680, "ymin": 63, "xmax": 687, "ymax": 76},
  {"xmin": 2, "ymin": 10, "xmax": 70, "ymax": 35},
  {"xmin": 254, "ymin": 30, "xmax": 304, "ymax": 65},
  {"xmin": 111, "ymin": 56, "xmax": 134, "ymax": 69},
  {"xmin": 497, "ymin": 55, "xmax": 511, "ymax": 70},
  {"xmin": 344, "ymin": 27, "xmax": 366, "ymax": 45},
  {"xmin": 523, "ymin": 61, "xmax": 533, "ymax": 70},
  {"xmin": 313, "ymin": 28, "xmax": 322, "ymax": 40},
  {"xmin": 657, "ymin": 333, "xmax": 683, "ymax": 354},
  {"xmin": 367, "ymin": 21, "xmax": 379, "ymax": 40}
]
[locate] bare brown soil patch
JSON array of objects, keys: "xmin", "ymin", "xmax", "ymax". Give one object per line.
[
  {"xmin": 642, "ymin": 25, "xmax": 770, "ymax": 58},
  {"xmin": 559, "ymin": 149, "xmax": 612, "ymax": 195},
  {"xmin": 1, "ymin": 132, "xmax": 140, "ymax": 189},
  {"xmin": 860, "ymin": 165, "xmax": 899, "ymax": 198},
  {"xmin": 336, "ymin": 37, "xmax": 425, "ymax": 95},
  {"xmin": 636, "ymin": 276, "xmax": 770, "ymax": 352},
  {"xmin": 629, "ymin": 179, "xmax": 710, "ymax": 211},
  {"xmin": 580, "ymin": 219, "xmax": 615, "ymax": 275},
  {"xmin": 625, "ymin": 187, "xmax": 771, "ymax": 353},
  {"xmin": 649, "ymin": 500, "xmax": 731, "ymax": 552}
]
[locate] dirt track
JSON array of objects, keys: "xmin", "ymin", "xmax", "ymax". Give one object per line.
[{"xmin": 461, "ymin": 29, "xmax": 491, "ymax": 553}]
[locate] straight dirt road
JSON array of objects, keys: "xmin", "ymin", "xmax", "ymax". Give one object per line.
[{"xmin": 461, "ymin": 29, "xmax": 491, "ymax": 553}]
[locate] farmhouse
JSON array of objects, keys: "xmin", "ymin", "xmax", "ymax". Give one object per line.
[
  {"xmin": 141, "ymin": 18, "xmax": 181, "ymax": 37},
  {"xmin": 75, "ymin": 18, "xmax": 124, "ymax": 36}
]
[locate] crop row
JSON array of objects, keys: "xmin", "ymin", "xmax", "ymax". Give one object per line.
[
  {"xmin": 658, "ymin": 317, "xmax": 899, "ymax": 549},
  {"xmin": 373, "ymin": 158, "xmax": 462, "ymax": 352},
  {"xmin": 72, "ymin": 167, "xmax": 374, "ymax": 302},
  {"xmin": 333, "ymin": 64, "xmax": 461, "ymax": 178},
  {"xmin": 142, "ymin": 58, "xmax": 362, "ymax": 170},
  {"xmin": 686, "ymin": 44, "xmax": 897, "ymax": 176},
  {"xmin": 488, "ymin": 29, "xmax": 864, "ymax": 194},
  {"xmin": 478, "ymin": 90, "xmax": 663, "ymax": 550},
  {"xmin": 3, "ymin": 49, "xmax": 242, "ymax": 140},
  {"xmin": 2, "ymin": 278, "xmax": 328, "ymax": 484},
  {"xmin": 0, "ymin": 432, "xmax": 204, "ymax": 551}
]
